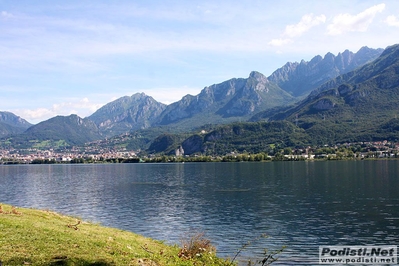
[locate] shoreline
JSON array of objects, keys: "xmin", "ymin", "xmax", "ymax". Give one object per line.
[{"xmin": 1, "ymin": 156, "xmax": 398, "ymax": 165}]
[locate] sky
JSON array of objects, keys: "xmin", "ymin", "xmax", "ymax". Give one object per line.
[{"xmin": 1, "ymin": 0, "xmax": 399, "ymax": 124}]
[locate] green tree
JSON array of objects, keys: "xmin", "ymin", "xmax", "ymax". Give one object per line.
[
  {"xmin": 283, "ymin": 147, "xmax": 292, "ymax": 155},
  {"xmin": 273, "ymin": 152, "xmax": 284, "ymax": 161}
]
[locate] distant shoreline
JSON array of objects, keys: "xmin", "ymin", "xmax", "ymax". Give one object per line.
[{"xmin": 1, "ymin": 156, "xmax": 398, "ymax": 165}]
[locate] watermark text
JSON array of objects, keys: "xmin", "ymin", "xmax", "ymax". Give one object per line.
[{"xmin": 319, "ymin": 245, "xmax": 397, "ymax": 264}]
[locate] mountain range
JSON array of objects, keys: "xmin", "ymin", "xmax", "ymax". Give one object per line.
[
  {"xmin": 2, "ymin": 45, "xmax": 397, "ymax": 153},
  {"xmin": 85, "ymin": 46, "xmax": 383, "ymax": 137},
  {"xmin": 148, "ymin": 44, "xmax": 399, "ymax": 155},
  {"xmin": 268, "ymin": 44, "xmax": 399, "ymax": 144},
  {"xmin": 268, "ymin": 46, "xmax": 384, "ymax": 97},
  {"xmin": 86, "ymin": 71, "xmax": 296, "ymax": 137}
]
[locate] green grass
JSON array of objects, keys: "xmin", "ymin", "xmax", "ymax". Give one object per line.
[{"xmin": 0, "ymin": 203, "xmax": 232, "ymax": 266}]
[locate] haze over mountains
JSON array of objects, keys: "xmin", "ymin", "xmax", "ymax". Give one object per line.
[{"xmin": 2, "ymin": 44, "xmax": 398, "ymax": 152}]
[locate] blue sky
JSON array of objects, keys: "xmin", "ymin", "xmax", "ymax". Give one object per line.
[{"xmin": 1, "ymin": 0, "xmax": 399, "ymax": 124}]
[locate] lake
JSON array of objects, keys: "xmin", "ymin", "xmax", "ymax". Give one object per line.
[{"xmin": 1, "ymin": 161, "xmax": 398, "ymax": 265}]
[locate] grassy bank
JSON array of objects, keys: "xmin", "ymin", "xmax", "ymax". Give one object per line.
[{"xmin": 0, "ymin": 203, "xmax": 231, "ymax": 266}]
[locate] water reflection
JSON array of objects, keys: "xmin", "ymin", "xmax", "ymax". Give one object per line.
[{"xmin": 1, "ymin": 161, "xmax": 398, "ymax": 265}]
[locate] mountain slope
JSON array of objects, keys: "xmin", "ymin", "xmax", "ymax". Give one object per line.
[
  {"xmin": 88, "ymin": 93, "xmax": 167, "ymax": 137},
  {"xmin": 268, "ymin": 46, "xmax": 383, "ymax": 97},
  {"xmin": 265, "ymin": 44, "xmax": 399, "ymax": 144},
  {"xmin": 4, "ymin": 114, "xmax": 102, "ymax": 148},
  {"xmin": 145, "ymin": 121, "xmax": 310, "ymax": 155},
  {"xmin": 0, "ymin": 111, "xmax": 32, "ymax": 137},
  {"xmin": 154, "ymin": 71, "xmax": 295, "ymax": 130}
]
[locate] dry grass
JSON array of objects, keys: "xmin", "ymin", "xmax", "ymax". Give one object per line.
[{"xmin": 178, "ymin": 232, "xmax": 217, "ymax": 260}]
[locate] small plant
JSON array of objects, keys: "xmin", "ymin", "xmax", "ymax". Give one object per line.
[
  {"xmin": 178, "ymin": 231, "xmax": 216, "ymax": 260},
  {"xmin": 255, "ymin": 246, "xmax": 286, "ymax": 266},
  {"xmin": 11, "ymin": 206, "xmax": 22, "ymax": 215},
  {"xmin": 230, "ymin": 234, "xmax": 285, "ymax": 266},
  {"xmin": 66, "ymin": 219, "xmax": 81, "ymax": 230},
  {"xmin": 0, "ymin": 205, "xmax": 22, "ymax": 215}
]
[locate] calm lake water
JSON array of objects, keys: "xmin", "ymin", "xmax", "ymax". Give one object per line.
[{"xmin": 1, "ymin": 161, "xmax": 398, "ymax": 265}]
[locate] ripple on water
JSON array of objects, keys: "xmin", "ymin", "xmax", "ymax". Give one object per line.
[{"xmin": 0, "ymin": 162, "xmax": 398, "ymax": 265}]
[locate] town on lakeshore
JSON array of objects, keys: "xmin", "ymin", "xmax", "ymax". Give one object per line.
[{"xmin": 1, "ymin": 140, "xmax": 398, "ymax": 164}]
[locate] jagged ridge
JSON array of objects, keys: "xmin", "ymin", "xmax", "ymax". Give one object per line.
[
  {"xmin": 268, "ymin": 46, "xmax": 383, "ymax": 97},
  {"xmin": 154, "ymin": 71, "xmax": 295, "ymax": 129}
]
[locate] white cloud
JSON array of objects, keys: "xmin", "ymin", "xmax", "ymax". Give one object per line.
[
  {"xmin": 3, "ymin": 1, "xmax": 399, "ymax": 126},
  {"xmin": 13, "ymin": 98, "xmax": 104, "ymax": 124},
  {"xmin": 284, "ymin": 14, "xmax": 326, "ymax": 38},
  {"xmin": 1, "ymin": 11, "xmax": 13, "ymax": 19},
  {"xmin": 327, "ymin": 3, "xmax": 385, "ymax": 35},
  {"xmin": 142, "ymin": 86, "xmax": 201, "ymax": 104},
  {"xmin": 268, "ymin": 38, "xmax": 293, "ymax": 47},
  {"xmin": 0, "ymin": 9, "xmax": 276, "ymax": 77},
  {"xmin": 268, "ymin": 13, "xmax": 325, "ymax": 47},
  {"xmin": 19, "ymin": 108, "xmax": 55, "ymax": 121},
  {"xmin": 385, "ymin": 15, "xmax": 399, "ymax": 27}
]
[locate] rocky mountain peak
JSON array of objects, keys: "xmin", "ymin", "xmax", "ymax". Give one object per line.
[
  {"xmin": 341, "ymin": 49, "xmax": 351, "ymax": 56},
  {"xmin": 324, "ymin": 52, "xmax": 335, "ymax": 61},
  {"xmin": 130, "ymin": 92, "xmax": 148, "ymax": 100},
  {"xmin": 267, "ymin": 47, "xmax": 383, "ymax": 97},
  {"xmin": 356, "ymin": 46, "xmax": 375, "ymax": 56},
  {"xmin": 249, "ymin": 71, "xmax": 267, "ymax": 83},
  {"xmin": 379, "ymin": 44, "xmax": 399, "ymax": 57},
  {"xmin": 155, "ymin": 71, "xmax": 294, "ymax": 127},
  {"xmin": 309, "ymin": 55, "xmax": 323, "ymax": 65},
  {"xmin": 88, "ymin": 93, "xmax": 167, "ymax": 137}
]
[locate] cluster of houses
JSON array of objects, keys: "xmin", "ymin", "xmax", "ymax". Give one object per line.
[
  {"xmin": 0, "ymin": 147, "xmax": 137, "ymax": 164},
  {"xmin": 285, "ymin": 141, "xmax": 399, "ymax": 160}
]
